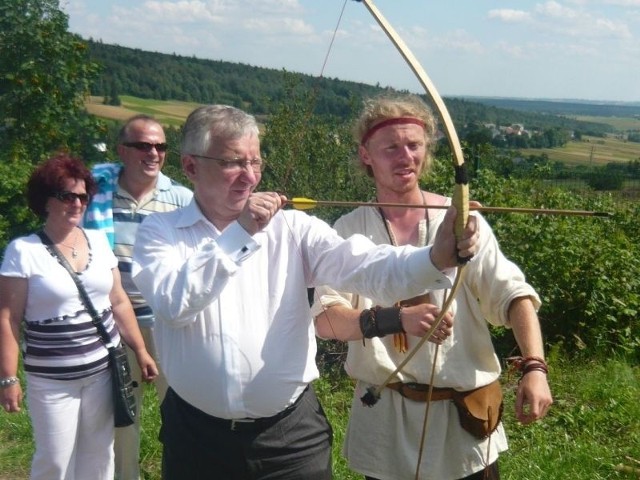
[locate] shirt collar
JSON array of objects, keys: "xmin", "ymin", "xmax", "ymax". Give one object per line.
[
  {"xmin": 155, "ymin": 171, "xmax": 173, "ymax": 191},
  {"xmin": 175, "ymin": 198, "xmax": 211, "ymax": 229}
]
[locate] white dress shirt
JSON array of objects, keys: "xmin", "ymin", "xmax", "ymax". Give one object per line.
[{"xmin": 132, "ymin": 199, "xmax": 453, "ymax": 419}]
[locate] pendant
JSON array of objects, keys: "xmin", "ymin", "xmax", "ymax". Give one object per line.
[{"xmin": 72, "ymin": 248, "xmax": 78, "ymax": 258}]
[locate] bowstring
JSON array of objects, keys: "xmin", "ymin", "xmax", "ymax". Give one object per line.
[
  {"xmin": 320, "ymin": 0, "xmax": 350, "ymax": 78},
  {"xmin": 366, "ymin": 266, "xmax": 464, "ymax": 398},
  {"xmin": 280, "ymin": 0, "xmax": 350, "ymax": 344},
  {"xmin": 415, "ymin": 343, "xmax": 440, "ymax": 480},
  {"xmin": 309, "ymin": 0, "xmax": 352, "ymax": 344},
  {"xmin": 276, "ymin": 0, "xmax": 349, "ymax": 190}
]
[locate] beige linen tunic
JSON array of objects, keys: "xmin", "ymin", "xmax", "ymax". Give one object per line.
[{"xmin": 312, "ymin": 201, "xmax": 540, "ymax": 480}]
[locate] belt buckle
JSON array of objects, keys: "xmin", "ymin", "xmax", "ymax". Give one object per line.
[{"xmin": 230, "ymin": 418, "xmax": 255, "ymax": 431}]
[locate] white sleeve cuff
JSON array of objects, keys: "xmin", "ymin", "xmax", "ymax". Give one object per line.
[{"xmin": 215, "ymin": 221, "xmax": 260, "ymax": 264}]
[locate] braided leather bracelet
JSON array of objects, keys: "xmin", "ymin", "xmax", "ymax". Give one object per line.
[{"xmin": 507, "ymin": 356, "xmax": 549, "ymax": 379}]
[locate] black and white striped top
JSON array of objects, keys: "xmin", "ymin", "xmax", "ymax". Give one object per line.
[{"xmin": 1, "ymin": 229, "xmax": 121, "ymax": 380}]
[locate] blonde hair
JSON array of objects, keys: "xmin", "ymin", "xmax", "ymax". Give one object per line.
[{"xmin": 353, "ymin": 93, "xmax": 437, "ymax": 177}]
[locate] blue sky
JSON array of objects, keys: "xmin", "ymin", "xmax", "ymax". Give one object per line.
[{"xmin": 63, "ymin": 0, "xmax": 640, "ymax": 103}]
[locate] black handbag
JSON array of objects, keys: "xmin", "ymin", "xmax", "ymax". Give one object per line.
[{"xmin": 38, "ymin": 231, "xmax": 137, "ymax": 427}]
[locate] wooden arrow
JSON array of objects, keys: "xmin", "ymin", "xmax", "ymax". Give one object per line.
[{"xmin": 286, "ymin": 197, "xmax": 612, "ymax": 217}]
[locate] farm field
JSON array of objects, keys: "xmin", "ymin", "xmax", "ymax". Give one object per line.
[
  {"xmin": 518, "ymin": 135, "xmax": 640, "ymax": 166},
  {"xmin": 85, "ymin": 95, "xmax": 201, "ymax": 127},
  {"xmin": 571, "ymin": 114, "xmax": 640, "ymax": 131}
]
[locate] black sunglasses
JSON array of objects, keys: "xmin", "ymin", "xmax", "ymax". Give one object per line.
[
  {"xmin": 52, "ymin": 191, "xmax": 90, "ymax": 205},
  {"xmin": 122, "ymin": 141, "xmax": 169, "ymax": 153}
]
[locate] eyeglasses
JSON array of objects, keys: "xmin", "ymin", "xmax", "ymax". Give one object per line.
[
  {"xmin": 122, "ymin": 141, "xmax": 169, "ymax": 153},
  {"xmin": 52, "ymin": 191, "xmax": 90, "ymax": 205},
  {"xmin": 191, "ymin": 154, "xmax": 265, "ymax": 173}
]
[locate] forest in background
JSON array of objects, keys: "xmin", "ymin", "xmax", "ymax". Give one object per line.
[
  {"xmin": 87, "ymin": 40, "xmax": 629, "ymax": 138},
  {"xmin": 85, "ymin": 40, "xmax": 640, "ymax": 199}
]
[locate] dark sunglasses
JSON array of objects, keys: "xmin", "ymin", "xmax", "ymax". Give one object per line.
[
  {"xmin": 52, "ymin": 191, "xmax": 90, "ymax": 205},
  {"xmin": 122, "ymin": 141, "xmax": 169, "ymax": 153}
]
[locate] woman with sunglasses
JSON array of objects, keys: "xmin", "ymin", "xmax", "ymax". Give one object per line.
[{"xmin": 0, "ymin": 153, "xmax": 157, "ymax": 480}]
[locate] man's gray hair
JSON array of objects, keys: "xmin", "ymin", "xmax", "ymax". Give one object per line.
[{"xmin": 181, "ymin": 105, "xmax": 260, "ymax": 156}]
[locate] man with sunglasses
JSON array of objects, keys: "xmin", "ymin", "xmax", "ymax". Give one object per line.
[{"xmin": 84, "ymin": 114, "xmax": 192, "ymax": 480}]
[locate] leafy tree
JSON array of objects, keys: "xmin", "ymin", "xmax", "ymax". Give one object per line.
[
  {"xmin": 160, "ymin": 126, "xmax": 189, "ymax": 187},
  {"xmin": 0, "ymin": 0, "xmax": 107, "ymax": 251},
  {"xmin": 261, "ymin": 76, "xmax": 373, "ymax": 225},
  {"xmin": 626, "ymin": 159, "xmax": 640, "ymax": 177},
  {"xmin": 461, "ymin": 122, "xmax": 494, "ymax": 148},
  {"xmin": 104, "ymin": 79, "xmax": 121, "ymax": 106},
  {"xmin": 0, "ymin": 0, "xmax": 106, "ymax": 161}
]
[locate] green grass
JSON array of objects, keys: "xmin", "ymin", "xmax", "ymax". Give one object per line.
[
  {"xmin": 2, "ymin": 357, "xmax": 638, "ymax": 479},
  {"xmin": 498, "ymin": 357, "xmax": 640, "ymax": 479}
]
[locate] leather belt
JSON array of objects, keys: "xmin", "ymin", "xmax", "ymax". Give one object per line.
[
  {"xmin": 387, "ymin": 382, "xmax": 456, "ymax": 402},
  {"xmin": 171, "ymin": 385, "xmax": 308, "ymax": 433}
]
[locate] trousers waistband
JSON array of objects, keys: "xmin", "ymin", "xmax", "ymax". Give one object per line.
[
  {"xmin": 387, "ymin": 382, "xmax": 456, "ymax": 402},
  {"xmin": 170, "ymin": 385, "xmax": 309, "ymax": 432}
]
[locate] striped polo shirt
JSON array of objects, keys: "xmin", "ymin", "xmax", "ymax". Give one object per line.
[{"xmin": 112, "ymin": 172, "xmax": 192, "ymax": 327}]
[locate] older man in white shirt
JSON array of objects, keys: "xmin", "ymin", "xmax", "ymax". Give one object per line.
[{"xmin": 132, "ymin": 104, "xmax": 478, "ymax": 480}]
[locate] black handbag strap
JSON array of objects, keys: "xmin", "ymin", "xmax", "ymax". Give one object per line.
[{"xmin": 37, "ymin": 230, "xmax": 114, "ymax": 348}]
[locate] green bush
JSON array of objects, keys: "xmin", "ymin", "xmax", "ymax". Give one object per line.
[
  {"xmin": 467, "ymin": 169, "xmax": 639, "ymax": 359},
  {"xmin": 585, "ymin": 170, "xmax": 624, "ymax": 191}
]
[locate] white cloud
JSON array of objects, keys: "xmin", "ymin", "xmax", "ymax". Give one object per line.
[
  {"xmin": 486, "ymin": 2, "xmax": 636, "ymax": 41},
  {"xmin": 593, "ymin": 17, "xmax": 632, "ymax": 37},
  {"xmin": 535, "ymin": 1, "xmax": 581, "ymax": 20},
  {"xmin": 487, "ymin": 9, "xmax": 532, "ymax": 23},
  {"xmin": 244, "ymin": 17, "xmax": 314, "ymax": 36},
  {"xmin": 143, "ymin": 1, "xmax": 222, "ymax": 22},
  {"xmin": 602, "ymin": 0, "xmax": 640, "ymax": 6}
]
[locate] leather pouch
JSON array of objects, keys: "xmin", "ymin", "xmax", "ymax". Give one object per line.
[{"xmin": 452, "ymin": 380, "xmax": 503, "ymax": 439}]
